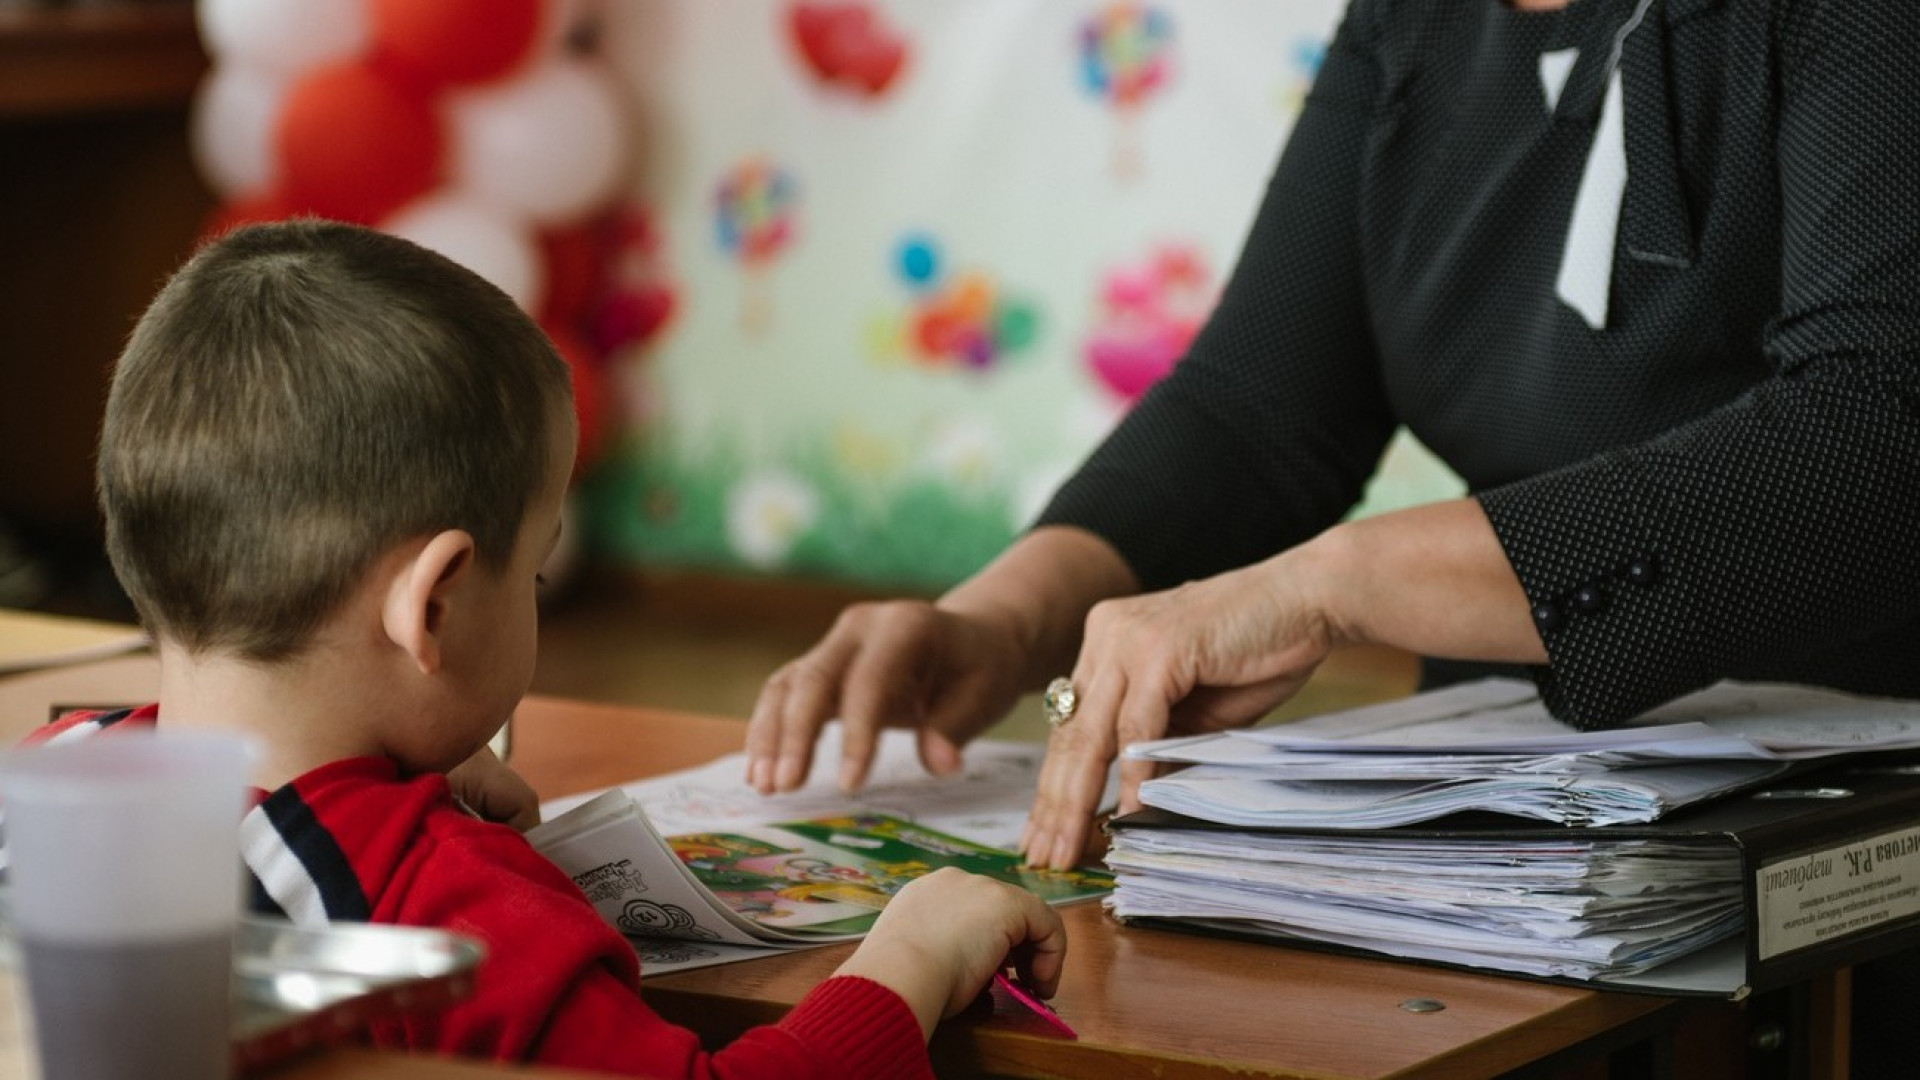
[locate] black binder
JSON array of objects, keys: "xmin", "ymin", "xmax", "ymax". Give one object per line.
[{"xmin": 1106, "ymin": 758, "xmax": 1920, "ymax": 997}]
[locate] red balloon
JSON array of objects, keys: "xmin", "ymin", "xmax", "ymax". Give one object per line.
[
  {"xmin": 546, "ymin": 324, "xmax": 612, "ymax": 470},
  {"xmin": 609, "ymin": 204, "xmax": 665, "ymax": 259},
  {"xmin": 371, "ymin": 0, "xmax": 546, "ymax": 87},
  {"xmin": 277, "ymin": 62, "xmax": 443, "ymax": 225},
  {"xmin": 537, "ymin": 223, "xmax": 607, "ymax": 331},
  {"xmin": 592, "ymin": 285, "xmax": 676, "ymax": 354}
]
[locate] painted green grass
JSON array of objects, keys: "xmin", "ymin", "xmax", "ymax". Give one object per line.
[
  {"xmin": 579, "ymin": 426, "xmax": 1465, "ymax": 591},
  {"xmin": 580, "ymin": 437, "xmax": 1018, "ymax": 591}
]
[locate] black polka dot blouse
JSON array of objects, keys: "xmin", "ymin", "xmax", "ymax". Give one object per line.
[{"xmin": 1036, "ymin": 0, "xmax": 1920, "ymax": 728}]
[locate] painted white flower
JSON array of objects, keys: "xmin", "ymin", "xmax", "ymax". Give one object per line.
[
  {"xmin": 919, "ymin": 417, "xmax": 1002, "ymax": 491},
  {"xmin": 725, "ymin": 471, "xmax": 819, "ymax": 569}
]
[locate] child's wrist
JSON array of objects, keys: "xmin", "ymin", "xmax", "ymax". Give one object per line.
[{"xmin": 833, "ymin": 937, "xmax": 950, "ymax": 1040}]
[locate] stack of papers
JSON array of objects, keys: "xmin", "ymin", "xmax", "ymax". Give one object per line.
[
  {"xmin": 1105, "ymin": 826, "xmax": 1742, "ymax": 981},
  {"xmin": 1107, "ymin": 678, "xmax": 1920, "ymax": 984},
  {"xmin": 1126, "ymin": 679, "xmax": 1920, "ymax": 828}
]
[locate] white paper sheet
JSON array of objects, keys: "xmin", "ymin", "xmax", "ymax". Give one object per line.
[
  {"xmin": 542, "ymin": 723, "xmax": 1114, "ymax": 851},
  {"xmin": 1129, "ymin": 679, "xmax": 1920, "ymax": 761},
  {"xmin": 1138, "ymin": 760, "xmax": 1787, "ymax": 829}
]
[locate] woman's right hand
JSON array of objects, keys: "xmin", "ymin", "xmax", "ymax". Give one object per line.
[
  {"xmin": 743, "ymin": 526, "xmax": 1140, "ymax": 798},
  {"xmin": 743, "ymin": 599, "xmax": 1028, "ymax": 794}
]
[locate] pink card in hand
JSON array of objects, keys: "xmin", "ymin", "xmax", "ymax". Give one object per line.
[{"xmin": 993, "ymin": 972, "xmax": 1077, "ymax": 1039}]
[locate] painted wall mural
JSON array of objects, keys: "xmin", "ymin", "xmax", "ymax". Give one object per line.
[{"xmin": 588, "ymin": 0, "xmax": 1464, "ymax": 589}]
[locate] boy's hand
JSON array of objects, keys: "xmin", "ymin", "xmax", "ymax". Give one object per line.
[
  {"xmin": 833, "ymin": 867, "xmax": 1067, "ymax": 1040},
  {"xmin": 447, "ymin": 747, "xmax": 541, "ymax": 831}
]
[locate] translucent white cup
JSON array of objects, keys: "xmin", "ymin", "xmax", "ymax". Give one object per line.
[{"xmin": 0, "ymin": 730, "xmax": 257, "ymax": 1080}]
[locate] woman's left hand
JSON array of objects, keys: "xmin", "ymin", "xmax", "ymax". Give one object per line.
[
  {"xmin": 1020, "ymin": 545, "xmax": 1339, "ymax": 870},
  {"xmin": 1018, "ymin": 498, "xmax": 1548, "ymax": 870}
]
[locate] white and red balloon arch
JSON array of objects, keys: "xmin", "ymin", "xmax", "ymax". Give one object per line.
[{"xmin": 190, "ymin": 0, "xmax": 675, "ymax": 475}]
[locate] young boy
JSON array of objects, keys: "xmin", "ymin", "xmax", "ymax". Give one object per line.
[{"xmin": 36, "ymin": 220, "xmax": 1065, "ymax": 1077}]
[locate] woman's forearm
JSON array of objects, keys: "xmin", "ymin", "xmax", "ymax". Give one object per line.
[
  {"xmin": 1301, "ymin": 497, "xmax": 1548, "ymax": 664},
  {"xmin": 938, "ymin": 525, "xmax": 1141, "ymax": 688},
  {"xmin": 960, "ymin": 502, "xmax": 1545, "ymax": 686}
]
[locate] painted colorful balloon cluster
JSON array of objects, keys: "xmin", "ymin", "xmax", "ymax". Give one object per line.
[
  {"xmin": 886, "ymin": 235, "xmax": 1041, "ymax": 372},
  {"xmin": 713, "ymin": 159, "xmax": 800, "ymax": 269},
  {"xmin": 189, "ymin": 0, "xmax": 674, "ymax": 473},
  {"xmin": 1082, "ymin": 243, "xmax": 1214, "ymax": 402},
  {"xmin": 1078, "ymin": 3, "xmax": 1174, "ymax": 110},
  {"xmin": 786, "ymin": 2, "xmax": 911, "ymax": 98}
]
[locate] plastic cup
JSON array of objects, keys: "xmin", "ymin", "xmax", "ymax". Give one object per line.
[{"xmin": 0, "ymin": 730, "xmax": 256, "ymax": 1080}]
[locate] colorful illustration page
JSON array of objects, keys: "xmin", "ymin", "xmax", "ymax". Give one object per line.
[{"xmin": 673, "ymin": 813, "xmax": 1115, "ymax": 937}]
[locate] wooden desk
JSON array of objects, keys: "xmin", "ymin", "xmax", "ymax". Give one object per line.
[
  {"xmin": 508, "ymin": 696, "xmax": 1720, "ymax": 1080},
  {"xmin": 0, "ymin": 657, "xmax": 1786, "ymax": 1079}
]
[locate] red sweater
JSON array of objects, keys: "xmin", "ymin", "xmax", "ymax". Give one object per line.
[{"xmin": 24, "ymin": 709, "xmax": 933, "ymax": 1079}]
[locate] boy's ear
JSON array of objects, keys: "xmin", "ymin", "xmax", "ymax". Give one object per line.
[{"xmin": 381, "ymin": 530, "xmax": 478, "ymax": 675}]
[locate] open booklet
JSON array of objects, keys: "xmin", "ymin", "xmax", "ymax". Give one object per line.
[{"xmin": 526, "ymin": 725, "xmax": 1116, "ymax": 973}]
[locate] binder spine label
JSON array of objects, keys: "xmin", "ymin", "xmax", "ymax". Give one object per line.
[{"xmin": 1757, "ymin": 823, "xmax": 1920, "ymax": 960}]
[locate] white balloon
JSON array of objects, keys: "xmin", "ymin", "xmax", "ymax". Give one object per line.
[
  {"xmin": 447, "ymin": 58, "xmax": 629, "ymax": 226},
  {"xmin": 384, "ymin": 195, "xmax": 544, "ymax": 313},
  {"xmin": 189, "ymin": 63, "xmax": 286, "ymax": 200},
  {"xmin": 196, "ymin": 0, "xmax": 369, "ymax": 75}
]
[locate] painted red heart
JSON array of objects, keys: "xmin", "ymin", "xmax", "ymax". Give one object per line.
[
  {"xmin": 788, "ymin": 4, "xmax": 843, "ymax": 80},
  {"xmin": 787, "ymin": 3, "xmax": 909, "ymax": 97},
  {"xmin": 843, "ymin": 36, "xmax": 907, "ymax": 95}
]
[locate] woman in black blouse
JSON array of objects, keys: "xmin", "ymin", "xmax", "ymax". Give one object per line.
[
  {"xmin": 745, "ymin": 0, "xmax": 1920, "ymax": 886},
  {"xmin": 750, "ymin": 2, "xmax": 1920, "ymax": 1067}
]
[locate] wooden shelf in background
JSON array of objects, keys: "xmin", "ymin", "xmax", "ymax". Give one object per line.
[{"xmin": 0, "ymin": 4, "xmax": 205, "ymax": 119}]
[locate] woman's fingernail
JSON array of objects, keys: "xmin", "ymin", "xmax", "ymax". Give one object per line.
[{"xmin": 776, "ymin": 758, "xmax": 805, "ymax": 790}]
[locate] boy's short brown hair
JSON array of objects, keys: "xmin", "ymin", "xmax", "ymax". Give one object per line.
[{"xmin": 99, "ymin": 219, "xmax": 574, "ymax": 661}]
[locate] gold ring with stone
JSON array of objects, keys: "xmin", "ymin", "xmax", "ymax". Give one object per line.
[{"xmin": 1043, "ymin": 677, "xmax": 1079, "ymax": 729}]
